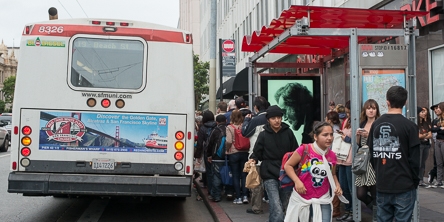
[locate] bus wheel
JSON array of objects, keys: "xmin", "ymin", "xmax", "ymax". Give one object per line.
[{"xmin": 0, "ymin": 138, "xmax": 9, "ymax": 152}]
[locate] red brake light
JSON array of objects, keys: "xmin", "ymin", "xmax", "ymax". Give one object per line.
[
  {"xmin": 188, "ymin": 131, "xmax": 192, "ymax": 140},
  {"xmin": 22, "ymin": 126, "xmax": 32, "ymax": 135},
  {"xmin": 14, "ymin": 126, "xmax": 19, "ymax": 135},
  {"xmin": 175, "ymin": 152, "xmax": 184, "ymax": 160},
  {"xmin": 101, "ymin": 99, "xmax": 111, "ymax": 108},
  {"xmin": 120, "ymin": 22, "xmax": 129, "ymax": 26},
  {"xmin": 12, "ymin": 162, "xmax": 17, "ymax": 170},
  {"xmin": 175, "ymin": 131, "xmax": 184, "ymax": 140},
  {"xmin": 25, "ymin": 26, "xmax": 31, "ymax": 34},
  {"xmin": 185, "ymin": 34, "xmax": 192, "ymax": 43},
  {"xmin": 92, "ymin": 21, "xmax": 101, "ymax": 25},
  {"xmin": 21, "ymin": 147, "xmax": 31, "ymax": 157},
  {"xmin": 106, "ymin": 21, "xmax": 115, "ymax": 26}
]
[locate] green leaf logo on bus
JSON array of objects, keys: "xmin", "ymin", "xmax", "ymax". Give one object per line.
[{"xmin": 26, "ymin": 37, "xmax": 65, "ymax": 47}]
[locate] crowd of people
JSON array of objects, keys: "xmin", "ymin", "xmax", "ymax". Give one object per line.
[{"xmin": 194, "ymin": 85, "xmax": 432, "ymax": 222}]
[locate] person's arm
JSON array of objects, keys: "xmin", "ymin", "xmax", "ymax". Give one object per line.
[
  {"xmin": 252, "ymin": 132, "xmax": 265, "ymax": 162},
  {"xmin": 241, "ymin": 115, "xmax": 255, "ymax": 137},
  {"xmin": 331, "ymin": 165, "xmax": 342, "ymax": 196},
  {"xmin": 283, "ymin": 147, "xmax": 305, "ymax": 194},
  {"xmin": 206, "ymin": 130, "xmax": 218, "ymax": 163},
  {"xmin": 431, "ymin": 119, "xmax": 441, "ymax": 132}
]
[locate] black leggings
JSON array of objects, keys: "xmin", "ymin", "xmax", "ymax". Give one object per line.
[{"xmin": 357, "ymin": 185, "xmax": 376, "ymax": 207}]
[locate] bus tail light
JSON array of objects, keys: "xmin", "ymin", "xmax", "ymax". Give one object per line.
[
  {"xmin": 12, "ymin": 162, "xmax": 17, "ymax": 170},
  {"xmin": 174, "ymin": 152, "xmax": 184, "ymax": 161},
  {"xmin": 21, "ymin": 158, "xmax": 31, "ymax": 167},
  {"xmin": 185, "ymin": 34, "xmax": 192, "ymax": 43},
  {"xmin": 175, "ymin": 131, "xmax": 184, "ymax": 140},
  {"xmin": 120, "ymin": 22, "xmax": 129, "ymax": 26},
  {"xmin": 92, "ymin": 20, "xmax": 101, "ymax": 25},
  {"xmin": 14, "ymin": 126, "xmax": 18, "ymax": 135},
  {"xmin": 188, "ymin": 131, "xmax": 192, "ymax": 140},
  {"xmin": 21, "ymin": 147, "xmax": 31, "ymax": 157},
  {"xmin": 174, "ymin": 141, "xmax": 184, "ymax": 150},
  {"xmin": 186, "ymin": 165, "xmax": 190, "ymax": 174},
  {"xmin": 24, "ymin": 25, "xmax": 32, "ymax": 34},
  {"xmin": 21, "ymin": 137, "xmax": 32, "ymax": 146},
  {"xmin": 101, "ymin": 99, "xmax": 111, "ymax": 108},
  {"xmin": 106, "ymin": 21, "xmax": 115, "ymax": 26},
  {"xmin": 174, "ymin": 162, "xmax": 183, "ymax": 171},
  {"xmin": 87, "ymin": 98, "xmax": 97, "ymax": 107},
  {"xmin": 115, "ymin": 99, "xmax": 125, "ymax": 108},
  {"xmin": 22, "ymin": 126, "xmax": 32, "ymax": 135}
]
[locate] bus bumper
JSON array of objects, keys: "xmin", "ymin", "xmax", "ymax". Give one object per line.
[{"xmin": 8, "ymin": 172, "xmax": 192, "ymax": 197}]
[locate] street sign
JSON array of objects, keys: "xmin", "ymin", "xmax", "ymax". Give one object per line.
[{"xmin": 222, "ymin": 39, "xmax": 235, "ymax": 53}]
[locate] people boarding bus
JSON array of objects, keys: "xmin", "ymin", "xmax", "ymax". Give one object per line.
[{"xmin": 8, "ymin": 8, "xmax": 195, "ymax": 198}]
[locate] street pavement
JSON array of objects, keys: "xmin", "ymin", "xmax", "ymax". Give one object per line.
[{"xmin": 194, "ymin": 177, "xmax": 444, "ymax": 222}]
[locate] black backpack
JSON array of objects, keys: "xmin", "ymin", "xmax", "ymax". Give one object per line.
[
  {"xmin": 202, "ymin": 126, "xmax": 215, "ymax": 154},
  {"xmin": 211, "ymin": 126, "xmax": 227, "ymax": 159}
]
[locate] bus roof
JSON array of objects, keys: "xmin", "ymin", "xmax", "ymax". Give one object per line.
[{"xmin": 23, "ymin": 18, "xmax": 192, "ymax": 44}]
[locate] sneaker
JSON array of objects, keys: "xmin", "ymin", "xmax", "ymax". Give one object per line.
[
  {"xmin": 226, "ymin": 194, "xmax": 234, "ymax": 200},
  {"xmin": 242, "ymin": 196, "xmax": 249, "ymax": 204},
  {"xmin": 418, "ymin": 182, "xmax": 426, "ymax": 187},
  {"xmin": 428, "ymin": 174, "xmax": 432, "ymax": 184},
  {"xmin": 438, "ymin": 183, "xmax": 444, "ymax": 189},
  {"xmin": 233, "ymin": 198, "xmax": 242, "ymax": 204},
  {"xmin": 246, "ymin": 208, "xmax": 263, "ymax": 214},
  {"xmin": 262, "ymin": 197, "xmax": 269, "ymax": 203},
  {"xmin": 425, "ymin": 184, "xmax": 437, "ymax": 188}
]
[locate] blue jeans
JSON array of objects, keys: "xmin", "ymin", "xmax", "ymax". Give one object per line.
[
  {"xmin": 211, "ymin": 161, "xmax": 224, "ymax": 200},
  {"xmin": 338, "ymin": 165, "xmax": 353, "ymax": 212},
  {"xmin": 309, "ymin": 204, "xmax": 332, "ymax": 222},
  {"xmin": 228, "ymin": 152, "xmax": 249, "ymax": 198},
  {"xmin": 376, "ymin": 189, "xmax": 417, "ymax": 222},
  {"xmin": 263, "ymin": 179, "xmax": 291, "ymax": 222}
]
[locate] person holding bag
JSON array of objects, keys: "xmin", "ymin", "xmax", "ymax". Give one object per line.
[
  {"xmin": 354, "ymin": 99, "xmax": 380, "ymax": 221},
  {"xmin": 226, "ymin": 110, "xmax": 250, "ymax": 204},
  {"xmin": 251, "ymin": 105, "xmax": 298, "ymax": 222},
  {"xmin": 283, "ymin": 121, "xmax": 343, "ymax": 222},
  {"xmin": 335, "ymin": 100, "xmax": 354, "ymax": 222}
]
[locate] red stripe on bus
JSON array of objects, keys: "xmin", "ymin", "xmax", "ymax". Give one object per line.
[{"xmin": 27, "ymin": 24, "xmax": 191, "ymax": 44}]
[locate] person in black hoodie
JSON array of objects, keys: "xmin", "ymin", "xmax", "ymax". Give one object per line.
[
  {"xmin": 207, "ymin": 114, "xmax": 227, "ymax": 202},
  {"xmin": 251, "ymin": 105, "xmax": 298, "ymax": 222},
  {"xmin": 194, "ymin": 110, "xmax": 217, "ymax": 196}
]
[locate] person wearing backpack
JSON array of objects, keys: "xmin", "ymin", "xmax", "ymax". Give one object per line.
[
  {"xmin": 251, "ymin": 105, "xmax": 298, "ymax": 222},
  {"xmin": 194, "ymin": 110, "xmax": 217, "ymax": 197},
  {"xmin": 207, "ymin": 114, "xmax": 228, "ymax": 202},
  {"xmin": 226, "ymin": 110, "xmax": 250, "ymax": 204},
  {"xmin": 283, "ymin": 121, "xmax": 341, "ymax": 222}
]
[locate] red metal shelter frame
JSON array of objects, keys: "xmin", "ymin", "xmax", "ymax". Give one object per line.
[{"xmin": 241, "ymin": 5, "xmax": 427, "ymax": 222}]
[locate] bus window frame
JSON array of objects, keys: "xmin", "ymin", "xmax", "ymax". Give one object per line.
[{"xmin": 67, "ymin": 34, "xmax": 148, "ymax": 93}]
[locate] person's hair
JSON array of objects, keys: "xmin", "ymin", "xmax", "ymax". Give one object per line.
[
  {"xmin": 254, "ymin": 96, "xmax": 268, "ymax": 111},
  {"xmin": 438, "ymin": 102, "xmax": 444, "ymax": 118},
  {"xmin": 217, "ymin": 101, "xmax": 227, "ymax": 112},
  {"xmin": 309, "ymin": 120, "xmax": 321, "ymax": 142},
  {"xmin": 386, "ymin": 86, "xmax": 407, "ymax": 109},
  {"xmin": 336, "ymin": 104, "xmax": 345, "ymax": 114},
  {"xmin": 360, "ymin": 99, "xmax": 381, "ymax": 122},
  {"xmin": 230, "ymin": 110, "xmax": 244, "ymax": 125},
  {"xmin": 326, "ymin": 111, "xmax": 340, "ymax": 125},
  {"xmin": 418, "ymin": 107, "xmax": 431, "ymax": 126},
  {"xmin": 215, "ymin": 114, "xmax": 227, "ymax": 124},
  {"xmin": 195, "ymin": 116, "xmax": 202, "ymax": 123},
  {"xmin": 227, "ymin": 100, "xmax": 236, "ymax": 110},
  {"xmin": 235, "ymin": 97, "xmax": 246, "ymax": 109},
  {"xmin": 274, "ymin": 83, "xmax": 313, "ymax": 129},
  {"xmin": 202, "ymin": 110, "xmax": 215, "ymax": 124},
  {"xmin": 312, "ymin": 121, "xmax": 333, "ymax": 137}
]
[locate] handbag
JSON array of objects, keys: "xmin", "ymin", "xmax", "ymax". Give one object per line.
[
  {"xmin": 352, "ymin": 145, "xmax": 370, "ymax": 175},
  {"xmin": 220, "ymin": 156, "xmax": 233, "ymax": 186},
  {"xmin": 245, "ymin": 162, "xmax": 260, "ymax": 189},
  {"xmin": 193, "ymin": 156, "xmax": 206, "ymax": 173},
  {"xmin": 331, "ymin": 133, "xmax": 351, "ymax": 161}
]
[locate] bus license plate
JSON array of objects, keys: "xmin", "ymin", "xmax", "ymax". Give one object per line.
[{"xmin": 92, "ymin": 159, "xmax": 115, "ymax": 170}]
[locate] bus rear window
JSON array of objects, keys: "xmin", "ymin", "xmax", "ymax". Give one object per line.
[{"xmin": 71, "ymin": 38, "xmax": 144, "ymax": 89}]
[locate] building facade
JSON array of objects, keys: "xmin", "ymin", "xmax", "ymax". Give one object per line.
[
  {"xmin": 0, "ymin": 40, "xmax": 18, "ymax": 102},
  {"xmin": 178, "ymin": 0, "xmax": 201, "ymax": 55}
]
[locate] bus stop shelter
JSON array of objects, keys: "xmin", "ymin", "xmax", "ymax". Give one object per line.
[{"xmin": 241, "ymin": 5, "xmax": 427, "ymax": 221}]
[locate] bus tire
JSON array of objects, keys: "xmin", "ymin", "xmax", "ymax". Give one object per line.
[{"xmin": 0, "ymin": 138, "xmax": 9, "ymax": 152}]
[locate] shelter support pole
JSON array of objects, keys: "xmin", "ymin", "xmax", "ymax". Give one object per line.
[
  {"xmin": 208, "ymin": 0, "xmax": 217, "ymax": 113},
  {"xmin": 321, "ymin": 58, "xmax": 327, "ymax": 119},
  {"xmin": 349, "ymin": 28, "xmax": 361, "ymax": 222},
  {"xmin": 407, "ymin": 21, "xmax": 419, "ymax": 222},
  {"xmin": 247, "ymin": 61, "xmax": 254, "ymax": 109}
]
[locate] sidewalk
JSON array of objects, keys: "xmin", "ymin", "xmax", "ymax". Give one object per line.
[{"xmin": 194, "ymin": 178, "xmax": 444, "ymax": 222}]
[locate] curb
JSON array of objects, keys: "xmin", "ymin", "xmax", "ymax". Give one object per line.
[{"xmin": 193, "ymin": 179, "xmax": 232, "ymax": 222}]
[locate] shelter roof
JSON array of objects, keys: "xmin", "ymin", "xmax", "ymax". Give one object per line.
[{"xmin": 241, "ymin": 6, "xmax": 427, "ymax": 55}]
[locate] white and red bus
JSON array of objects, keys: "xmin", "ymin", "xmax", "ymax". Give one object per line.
[{"xmin": 8, "ymin": 16, "xmax": 195, "ymax": 197}]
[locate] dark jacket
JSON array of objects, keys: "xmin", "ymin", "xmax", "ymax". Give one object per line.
[
  {"xmin": 194, "ymin": 121, "xmax": 217, "ymax": 158},
  {"xmin": 251, "ymin": 122, "xmax": 298, "ymax": 180},
  {"xmin": 206, "ymin": 123, "xmax": 226, "ymax": 161},
  {"xmin": 241, "ymin": 111, "xmax": 267, "ymax": 137}
]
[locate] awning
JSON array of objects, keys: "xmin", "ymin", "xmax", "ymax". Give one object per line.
[
  {"xmin": 242, "ymin": 5, "xmax": 427, "ymax": 56},
  {"xmin": 216, "ymin": 68, "xmax": 248, "ymax": 99}
]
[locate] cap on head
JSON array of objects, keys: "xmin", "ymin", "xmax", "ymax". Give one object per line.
[
  {"xmin": 431, "ymin": 104, "xmax": 439, "ymax": 110},
  {"xmin": 235, "ymin": 97, "xmax": 246, "ymax": 109},
  {"xmin": 265, "ymin": 105, "xmax": 283, "ymax": 119}
]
